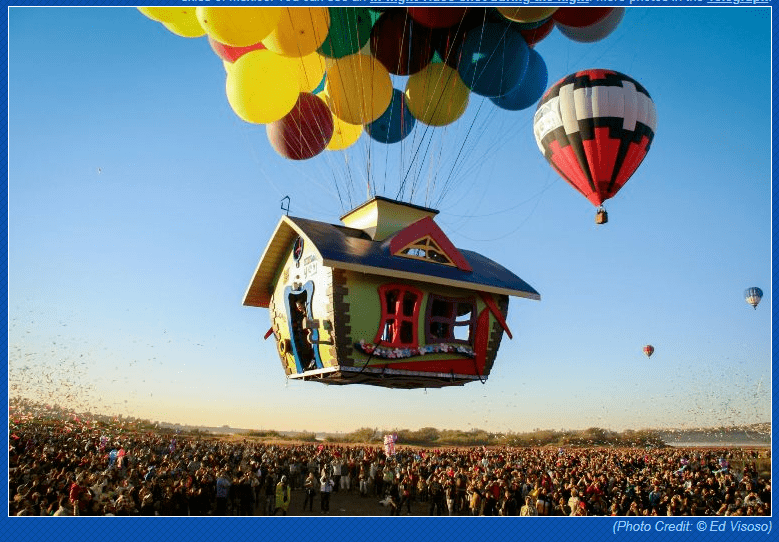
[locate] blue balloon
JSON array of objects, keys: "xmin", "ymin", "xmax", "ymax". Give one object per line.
[
  {"xmin": 457, "ymin": 22, "xmax": 529, "ymax": 98},
  {"xmin": 490, "ymin": 48, "xmax": 548, "ymax": 111},
  {"xmin": 365, "ymin": 88, "xmax": 415, "ymax": 144}
]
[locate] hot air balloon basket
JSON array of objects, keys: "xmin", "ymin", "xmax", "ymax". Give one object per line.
[{"xmin": 595, "ymin": 208, "xmax": 608, "ymax": 224}]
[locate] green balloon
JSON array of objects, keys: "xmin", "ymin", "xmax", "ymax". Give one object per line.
[{"xmin": 318, "ymin": 7, "xmax": 375, "ymax": 59}]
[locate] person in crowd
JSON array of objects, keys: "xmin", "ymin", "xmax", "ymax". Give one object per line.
[
  {"xmin": 273, "ymin": 475, "xmax": 290, "ymax": 515},
  {"xmin": 500, "ymin": 488, "xmax": 519, "ymax": 516},
  {"xmin": 263, "ymin": 472, "xmax": 276, "ymax": 515},
  {"xmin": 320, "ymin": 473, "xmax": 334, "ymax": 514},
  {"xmin": 215, "ymin": 469, "xmax": 231, "ymax": 515},
  {"xmin": 520, "ymin": 495, "xmax": 538, "ymax": 516},
  {"xmin": 303, "ymin": 471, "xmax": 317, "ymax": 511},
  {"xmin": 358, "ymin": 464, "xmax": 369, "ymax": 497}
]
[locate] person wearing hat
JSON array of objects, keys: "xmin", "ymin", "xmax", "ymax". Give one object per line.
[{"xmin": 273, "ymin": 475, "xmax": 290, "ymax": 515}]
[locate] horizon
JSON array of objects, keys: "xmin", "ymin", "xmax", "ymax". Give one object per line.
[{"xmin": 10, "ymin": 397, "xmax": 770, "ymax": 438}]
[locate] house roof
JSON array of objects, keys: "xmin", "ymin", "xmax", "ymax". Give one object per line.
[{"xmin": 243, "ymin": 215, "xmax": 540, "ymax": 308}]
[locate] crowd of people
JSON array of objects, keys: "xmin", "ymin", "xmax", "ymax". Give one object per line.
[{"xmin": 9, "ymin": 415, "xmax": 771, "ymax": 517}]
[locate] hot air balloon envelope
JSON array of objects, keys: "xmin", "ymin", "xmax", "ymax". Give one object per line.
[
  {"xmin": 745, "ymin": 287, "xmax": 763, "ymax": 309},
  {"xmin": 533, "ymin": 69, "xmax": 657, "ymax": 214}
]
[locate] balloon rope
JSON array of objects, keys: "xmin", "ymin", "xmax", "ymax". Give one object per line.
[
  {"xmin": 399, "ymin": 9, "xmax": 476, "ymax": 203},
  {"xmin": 435, "ymin": 12, "xmax": 513, "ymax": 209},
  {"xmin": 398, "ymin": 55, "xmax": 462, "ymax": 202}
]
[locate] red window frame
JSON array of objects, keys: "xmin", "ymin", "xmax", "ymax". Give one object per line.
[
  {"xmin": 425, "ymin": 295, "xmax": 476, "ymax": 345},
  {"xmin": 373, "ymin": 284, "xmax": 423, "ymax": 348}
]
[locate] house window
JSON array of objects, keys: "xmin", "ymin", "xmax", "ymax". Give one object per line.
[
  {"xmin": 374, "ymin": 284, "xmax": 423, "ymax": 347},
  {"xmin": 398, "ymin": 237, "xmax": 455, "ymax": 266},
  {"xmin": 426, "ymin": 295, "xmax": 476, "ymax": 345}
]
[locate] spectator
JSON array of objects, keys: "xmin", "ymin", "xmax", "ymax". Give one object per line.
[
  {"xmin": 273, "ymin": 476, "xmax": 290, "ymax": 515},
  {"xmin": 320, "ymin": 474, "xmax": 334, "ymax": 514}
]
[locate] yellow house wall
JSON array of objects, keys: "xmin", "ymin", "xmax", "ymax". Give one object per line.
[
  {"xmin": 341, "ymin": 270, "xmax": 493, "ymax": 367},
  {"xmin": 268, "ymin": 240, "xmax": 336, "ymax": 376}
]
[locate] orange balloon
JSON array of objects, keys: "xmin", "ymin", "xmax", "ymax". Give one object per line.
[
  {"xmin": 405, "ymin": 63, "xmax": 469, "ymax": 126},
  {"xmin": 262, "ymin": 7, "xmax": 330, "ymax": 57},
  {"xmin": 325, "ymin": 54, "xmax": 392, "ymax": 125}
]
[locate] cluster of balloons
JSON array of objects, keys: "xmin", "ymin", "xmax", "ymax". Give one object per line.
[{"xmin": 138, "ymin": 6, "xmax": 626, "ymax": 160}]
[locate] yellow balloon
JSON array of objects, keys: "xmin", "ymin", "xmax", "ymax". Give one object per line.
[
  {"xmin": 226, "ymin": 50, "xmax": 300, "ymax": 124},
  {"xmin": 137, "ymin": 7, "xmax": 180, "ymax": 23},
  {"xmin": 262, "ymin": 7, "xmax": 330, "ymax": 57},
  {"xmin": 328, "ymin": 117, "xmax": 363, "ymax": 151},
  {"xmin": 317, "ymin": 90, "xmax": 363, "ymax": 151},
  {"xmin": 196, "ymin": 7, "xmax": 281, "ymax": 47},
  {"xmin": 496, "ymin": 7, "xmax": 558, "ymax": 24},
  {"xmin": 161, "ymin": 8, "xmax": 205, "ymax": 38},
  {"xmin": 316, "ymin": 88, "xmax": 331, "ymax": 107},
  {"xmin": 295, "ymin": 53, "xmax": 327, "ymax": 93},
  {"xmin": 405, "ymin": 63, "xmax": 469, "ymax": 127},
  {"xmin": 222, "ymin": 59, "xmax": 234, "ymax": 74},
  {"xmin": 325, "ymin": 54, "xmax": 392, "ymax": 125}
]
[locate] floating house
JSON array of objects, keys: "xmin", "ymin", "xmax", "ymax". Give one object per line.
[{"xmin": 243, "ymin": 197, "xmax": 539, "ymax": 389}]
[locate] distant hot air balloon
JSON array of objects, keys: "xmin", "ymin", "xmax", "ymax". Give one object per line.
[
  {"xmin": 643, "ymin": 345, "xmax": 654, "ymax": 358},
  {"xmin": 533, "ymin": 69, "xmax": 657, "ymax": 224},
  {"xmin": 744, "ymin": 287, "xmax": 763, "ymax": 309}
]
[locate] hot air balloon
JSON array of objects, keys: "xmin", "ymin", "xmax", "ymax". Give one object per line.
[
  {"xmin": 533, "ymin": 69, "xmax": 657, "ymax": 224},
  {"xmin": 744, "ymin": 287, "xmax": 763, "ymax": 309},
  {"xmin": 643, "ymin": 345, "xmax": 654, "ymax": 358}
]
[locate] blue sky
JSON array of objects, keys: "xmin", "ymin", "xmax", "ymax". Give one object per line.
[{"xmin": 8, "ymin": 6, "xmax": 771, "ymax": 434}]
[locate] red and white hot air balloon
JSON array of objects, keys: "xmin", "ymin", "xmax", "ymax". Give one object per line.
[{"xmin": 533, "ymin": 69, "xmax": 657, "ymax": 224}]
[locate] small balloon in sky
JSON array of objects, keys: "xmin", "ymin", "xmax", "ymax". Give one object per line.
[{"xmin": 744, "ymin": 287, "xmax": 763, "ymax": 309}]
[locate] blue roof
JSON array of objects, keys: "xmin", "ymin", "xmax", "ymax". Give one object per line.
[{"xmin": 288, "ymin": 216, "xmax": 540, "ymax": 300}]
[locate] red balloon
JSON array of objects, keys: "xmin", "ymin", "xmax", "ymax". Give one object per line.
[
  {"xmin": 551, "ymin": 7, "xmax": 613, "ymax": 28},
  {"xmin": 407, "ymin": 7, "xmax": 470, "ymax": 29},
  {"xmin": 371, "ymin": 9, "xmax": 435, "ymax": 76},
  {"xmin": 520, "ymin": 18, "xmax": 555, "ymax": 47},
  {"xmin": 266, "ymin": 93, "xmax": 334, "ymax": 160},
  {"xmin": 208, "ymin": 36, "xmax": 265, "ymax": 63},
  {"xmin": 556, "ymin": 7, "xmax": 624, "ymax": 43}
]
